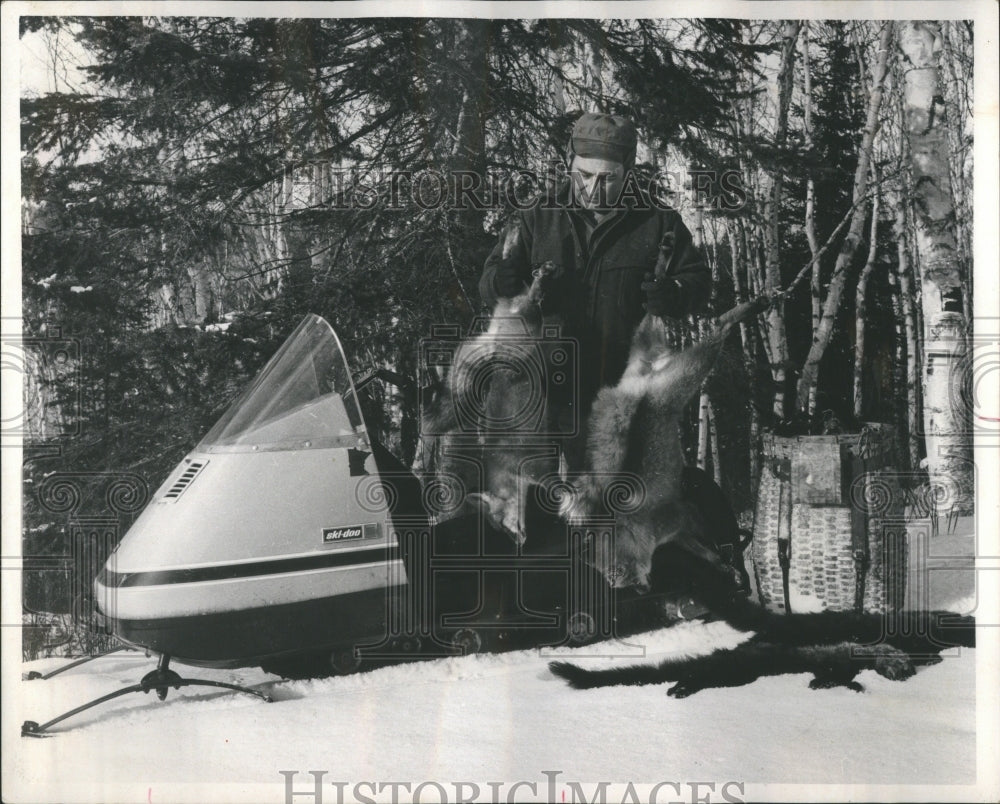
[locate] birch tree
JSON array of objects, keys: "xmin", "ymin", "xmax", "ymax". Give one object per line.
[
  {"xmin": 853, "ymin": 171, "xmax": 880, "ymax": 419},
  {"xmin": 761, "ymin": 20, "xmax": 800, "ymax": 420},
  {"xmin": 897, "ymin": 21, "xmax": 973, "ymax": 511},
  {"xmin": 801, "ymin": 23, "xmax": 822, "ymax": 417},
  {"xmin": 795, "ymin": 21, "xmax": 893, "ymax": 412}
]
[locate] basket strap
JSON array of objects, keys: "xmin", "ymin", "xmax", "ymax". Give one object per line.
[
  {"xmin": 778, "ymin": 539, "xmax": 792, "ymax": 614},
  {"xmin": 851, "ymin": 456, "xmax": 871, "ymax": 613},
  {"xmin": 777, "ymin": 474, "xmax": 793, "ymax": 615}
]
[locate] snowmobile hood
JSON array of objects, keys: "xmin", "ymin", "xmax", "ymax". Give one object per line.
[{"xmin": 104, "ymin": 313, "xmax": 397, "ymax": 575}]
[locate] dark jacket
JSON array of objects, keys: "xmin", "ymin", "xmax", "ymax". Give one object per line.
[{"xmin": 479, "ymin": 180, "xmax": 711, "ymax": 400}]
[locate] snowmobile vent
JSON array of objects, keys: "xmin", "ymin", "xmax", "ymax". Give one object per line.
[{"xmin": 160, "ymin": 460, "xmax": 207, "ymax": 502}]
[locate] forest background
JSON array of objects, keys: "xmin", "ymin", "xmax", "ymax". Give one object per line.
[{"xmin": 13, "ymin": 14, "xmax": 980, "ymax": 656}]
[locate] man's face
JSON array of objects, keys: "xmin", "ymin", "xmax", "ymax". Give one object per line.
[{"xmin": 570, "ymin": 155, "xmax": 627, "ymax": 212}]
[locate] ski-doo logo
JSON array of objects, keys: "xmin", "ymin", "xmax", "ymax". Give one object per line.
[{"xmin": 322, "ymin": 523, "xmax": 379, "ymax": 543}]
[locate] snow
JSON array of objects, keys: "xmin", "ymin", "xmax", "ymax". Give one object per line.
[
  {"xmin": 4, "ymin": 521, "xmax": 997, "ymax": 804},
  {"xmin": 6, "ymin": 624, "xmax": 982, "ymax": 802}
]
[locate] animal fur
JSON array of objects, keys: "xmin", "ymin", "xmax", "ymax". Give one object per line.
[
  {"xmin": 561, "ymin": 295, "xmax": 763, "ymax": 589},
  {"xmin": 550, "ymin": 608, "xmax": 974, "ymax": 696},
  {"xmin": 418, "ymin": 264, "xmax": 562, "ymax": 540},
  {"xmin": 549, "ymin": 638, "xmax": 950, "ymax": 697},
  {"xmin": 549, "ymin": 554, "xmax": 975, "ymax": 695}
]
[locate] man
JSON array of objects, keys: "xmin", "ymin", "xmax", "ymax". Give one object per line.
[{"xmin": 478, "ymin": 112, "xmax": 712, "ymax": 467}]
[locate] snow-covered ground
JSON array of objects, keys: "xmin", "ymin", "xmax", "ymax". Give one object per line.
[{"xmin": 4, "ymin": 518, "xmax": 997, "ymax": 804}]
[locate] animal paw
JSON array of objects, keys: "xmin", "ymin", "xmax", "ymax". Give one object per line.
[
  {"xmin": 871, "ymin": 645, "xmax": 918, "ymax": 681},
  {"xmin": 548, "ymin": 661, "xmax": 590, "ymax": 689},
  {"xmin": 560, "ymin": 473, "xmax": 609, "ymax": 523},
  {"xmin": 666, "ymin": 679, "xmax": 702, "ymax": 698},
  {"xmin": 504, "ymin": 513, "xmax": 527, "ymax": 545},
  {"xmin": 809, "ymin": 677, "xmax": 865, "ymax": 692}
]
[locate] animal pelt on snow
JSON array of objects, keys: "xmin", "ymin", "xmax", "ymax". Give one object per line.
[
  {"xmin": 550, "ymin": 608, "xmax": 975, "ymax": 696},
  {"xmin": 549, "ymin": 551, "xmax": 975, "ymax": 695},
  {"xmin": 549, "ymin": 630, "xmax": 971, "ymax": 697}
]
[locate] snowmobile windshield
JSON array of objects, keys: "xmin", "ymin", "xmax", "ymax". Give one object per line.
[{"xmin": 197, "ymin": 314, "xmax": 369, "ymax": 453}]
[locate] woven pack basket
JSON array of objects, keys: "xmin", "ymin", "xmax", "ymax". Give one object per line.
[{"xmin": 751, "ymin": 424, "xmax": 907, "ymax": 614}]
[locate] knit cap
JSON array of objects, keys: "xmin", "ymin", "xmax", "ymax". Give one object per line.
[{"xmin": 570, "ymin": 113, "xmax": 638, "ymax": 164}]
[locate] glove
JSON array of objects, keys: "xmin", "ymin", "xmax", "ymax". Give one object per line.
[
  {"xmin": 532, "ymin": 261, "xmax": 565, "ymax": 289},
  {"xmin": 531, "ymin": 262, "xmax": 565, "ymax": 313},
  {"xmin": 641, "ymin": 274, "xmax": 686, "ymax": 318},
  {"xmin": 493, "ymin": 259, "xmax": 527, "ymax": 298}
]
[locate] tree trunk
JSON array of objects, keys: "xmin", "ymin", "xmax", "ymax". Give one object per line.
[
  {"xmin": 887, "ymin": 243, "xmax": 910, "ymax": 470},
  {"xmin": 761, "ymin": 20, "xmax": 800, "ymax": 421},
  {"xmin": 552, "ymin": 45, "xmax": 567, "ymax": 115},
  {"xmin": 801, "ymin": 23, "xmax": 822, "ymax": 418},
  {"xmin": 707, "ymin": 398, "xmax": 722, "ymax": 487},
  {"xmin": 450, "ymin": 20, "xmax": 490, "ymax": 179},
  {"xmin": 444, "ymin": 20, "xmax": 490, "ymax": 314},
  {"xmin": 938, "ymin": 21, "xmax": 974, "ymax": 325},
  {"xmin": 895, "ymin": 193, "xmax": 923, "ymax": 472},
  {"xmin": 728, "ymin": 219, "xmax": 761, "ymax": 493},
  {"xmin": 697, "ymin": 390, "xmax": 711, "ymax": 471},
  {"xmin": 796, "ymin": 22, "xmax": 893, "ymax": 412},
  {"xmin": 898, "ymin": 21, "xmax": 974, "ymax": 513},
  {"xmin": 694, "ymin": 204, "xmax": 714, "ymax": 474},
  {"xmin": 853, "ymin": 178, "xmax": 880, "ymax": 419},
  {"xmin": 579, "ymin": 34, "xmax": 605, "ymax": 103}
]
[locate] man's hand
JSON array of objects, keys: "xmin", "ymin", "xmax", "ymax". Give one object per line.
[
  {"xmin": 531, "ymin": 262, "xmax": 566, "ymax": 311},
  {"xmin": 532, "ymin": 261, "xmax": 564, "ymax": 288},
  {"xmin": 642, "ymin": 273, "xmax": 686, "ymax": 318}
]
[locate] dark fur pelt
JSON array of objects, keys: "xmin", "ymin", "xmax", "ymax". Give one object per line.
[
  {"xmin": 549, "ymin": 576, "xmax": 975, "ymax": 696},
  {"xmin": 549, "ymin": 637, "xmax": 957, "ymax": 697},
  {"xmin": 550, "ymin": 548, "xmax": 974, "ymax": 695}
]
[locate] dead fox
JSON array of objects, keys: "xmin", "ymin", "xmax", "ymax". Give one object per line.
[
  {"xmin": 418, "ymin": 263, "xmax": 563, "ymax": 540},
  {"xmin": 560, "ymin": 295, "xmax": 766, "ymax": 590}
]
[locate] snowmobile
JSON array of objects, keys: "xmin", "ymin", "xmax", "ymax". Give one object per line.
[{"xmin": 22, "ymin": 313, "xmax": 751, "ymax": 736}]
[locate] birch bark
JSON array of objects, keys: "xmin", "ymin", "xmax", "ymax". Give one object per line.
[
  {"xmin": 761, "ymin": 21, "xmax": 800, "ymax": 420},
  {"xmin": 795, "ymin": 22, "xmax": 893, "ymax": 412},
  {"xmin": 898, "ymin": 21, "xmax": 973, "ymax": 512}
]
